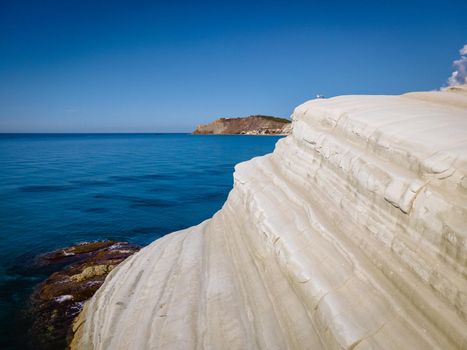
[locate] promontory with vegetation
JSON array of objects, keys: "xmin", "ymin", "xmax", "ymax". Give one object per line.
[{"xmin": 193, "ymin": 115, "xmax": 292, "ymax": 135}]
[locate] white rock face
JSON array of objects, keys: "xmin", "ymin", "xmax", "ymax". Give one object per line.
[{"xmin": 73, "ymin": 87, "xmax": 467, "ymax": 350}]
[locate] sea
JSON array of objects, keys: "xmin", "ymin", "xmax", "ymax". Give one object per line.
[{"xmin": 0, "ymin": 133, "xmax": 282, "ymax": 349}]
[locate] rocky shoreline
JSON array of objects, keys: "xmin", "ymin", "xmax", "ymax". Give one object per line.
[
  {"xmin": 193, "ymin": 115, "xmax": 291, "ymax": 135},
  {"xmin": 73, "ymin": 86, "xmax": 467, "ymax": 349},
  {"xmin": 29, "ymin": 241, "xmax": 139, "ymax": 349}
]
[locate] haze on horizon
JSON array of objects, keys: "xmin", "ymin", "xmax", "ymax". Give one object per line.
[{"xmin": 0, "ymin": 0, "xmax": 466, "ymax": 133}]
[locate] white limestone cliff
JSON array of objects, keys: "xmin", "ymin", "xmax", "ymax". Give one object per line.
[{"xmin": 72, "ymin": 86, "xmax": 467, "ymax": 350}]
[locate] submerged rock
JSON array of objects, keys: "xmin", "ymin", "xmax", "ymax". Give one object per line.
[{"xmin": 30, "ymin": 241, "xmax": 139, "ymax": 349}]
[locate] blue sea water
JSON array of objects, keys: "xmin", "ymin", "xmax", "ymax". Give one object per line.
[{"xmin": 0, "ymin": 133, "xmax": 282, "ymax": 349}]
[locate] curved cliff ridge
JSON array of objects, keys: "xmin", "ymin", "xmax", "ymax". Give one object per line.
[{"xmin": 73, "ymin": 87, "xmax": 467, "ymax": 350}]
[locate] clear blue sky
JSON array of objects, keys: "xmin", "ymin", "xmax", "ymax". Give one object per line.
[{"xmin": 1, "ymin": 0, "xmax": 466, "ymax": 132}]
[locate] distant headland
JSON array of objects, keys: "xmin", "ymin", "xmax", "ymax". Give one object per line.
[{"xmin": 193, "ymin": 115, "xmax": 292, "ymax": 135}]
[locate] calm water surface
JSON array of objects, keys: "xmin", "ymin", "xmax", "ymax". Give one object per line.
[{"xmin": 0, "ymin": 133, "xmax": 281, "ymax": 349}]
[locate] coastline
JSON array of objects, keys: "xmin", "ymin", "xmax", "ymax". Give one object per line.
[
  {"xmin": 0, "ymin": 133, "xmax": 282, "ymax": 349},
  {"xmin": 191, "ymin": 133, "xmax": 290, "ymax": 136},
  {"xmin": 72, "ymin": 87, "xmax": 467, "ymax": 349}
]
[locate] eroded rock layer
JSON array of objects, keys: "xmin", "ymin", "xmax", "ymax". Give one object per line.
[
  {"xmin": 31, "ymin": 241, "xmax": 140, "ymax": 349},
  {"xmin": 193, "ymin": 115, "xmax": 291, "ymax": 135},
  {"xmin": 73, "ymin": 87, "xmax": 467, "ymax": 350}
]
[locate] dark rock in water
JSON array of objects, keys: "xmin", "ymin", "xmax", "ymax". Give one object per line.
[{"xmin": 30, "ymin": 241, "xmax": 140, "ymax": 349}]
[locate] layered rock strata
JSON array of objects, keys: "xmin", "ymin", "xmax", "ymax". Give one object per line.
[
  {"xmin": 193, "ymin": 115, "xmax": 291, "ymax": 135},
  {"xmin": 73, "ymin": 87, "xmax": 467, "ymax": 349}
]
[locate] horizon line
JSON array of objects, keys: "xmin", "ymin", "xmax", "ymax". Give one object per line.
[{"xmin": 0, "ymin": 132, "xmax": 193, "ymax": 134}]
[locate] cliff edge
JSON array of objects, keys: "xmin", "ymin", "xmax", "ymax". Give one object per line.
[
  {"xmin": 73, "ymin": 87, "xmax": 467, "ymax": 350},
  {"xmin": 193, "ymin": 115, "xmax": 291, "ymax": 135}
]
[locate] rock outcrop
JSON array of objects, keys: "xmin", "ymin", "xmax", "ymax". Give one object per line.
[
  {"xmin": 193, "ymin": 115, "xmax": 291, "ymax": 135},
  {"xmin": 30, "ymin": 241, "xmax": 139, "ymax": 349},
  {"xmin": 73, "ymin": 87, "xmax": 467, "ymax": 350}
]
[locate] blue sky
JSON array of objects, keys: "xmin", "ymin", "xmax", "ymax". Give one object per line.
[{"xmin": 1, "ymin": 0, "xmax": 466, "ymax": 132}]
